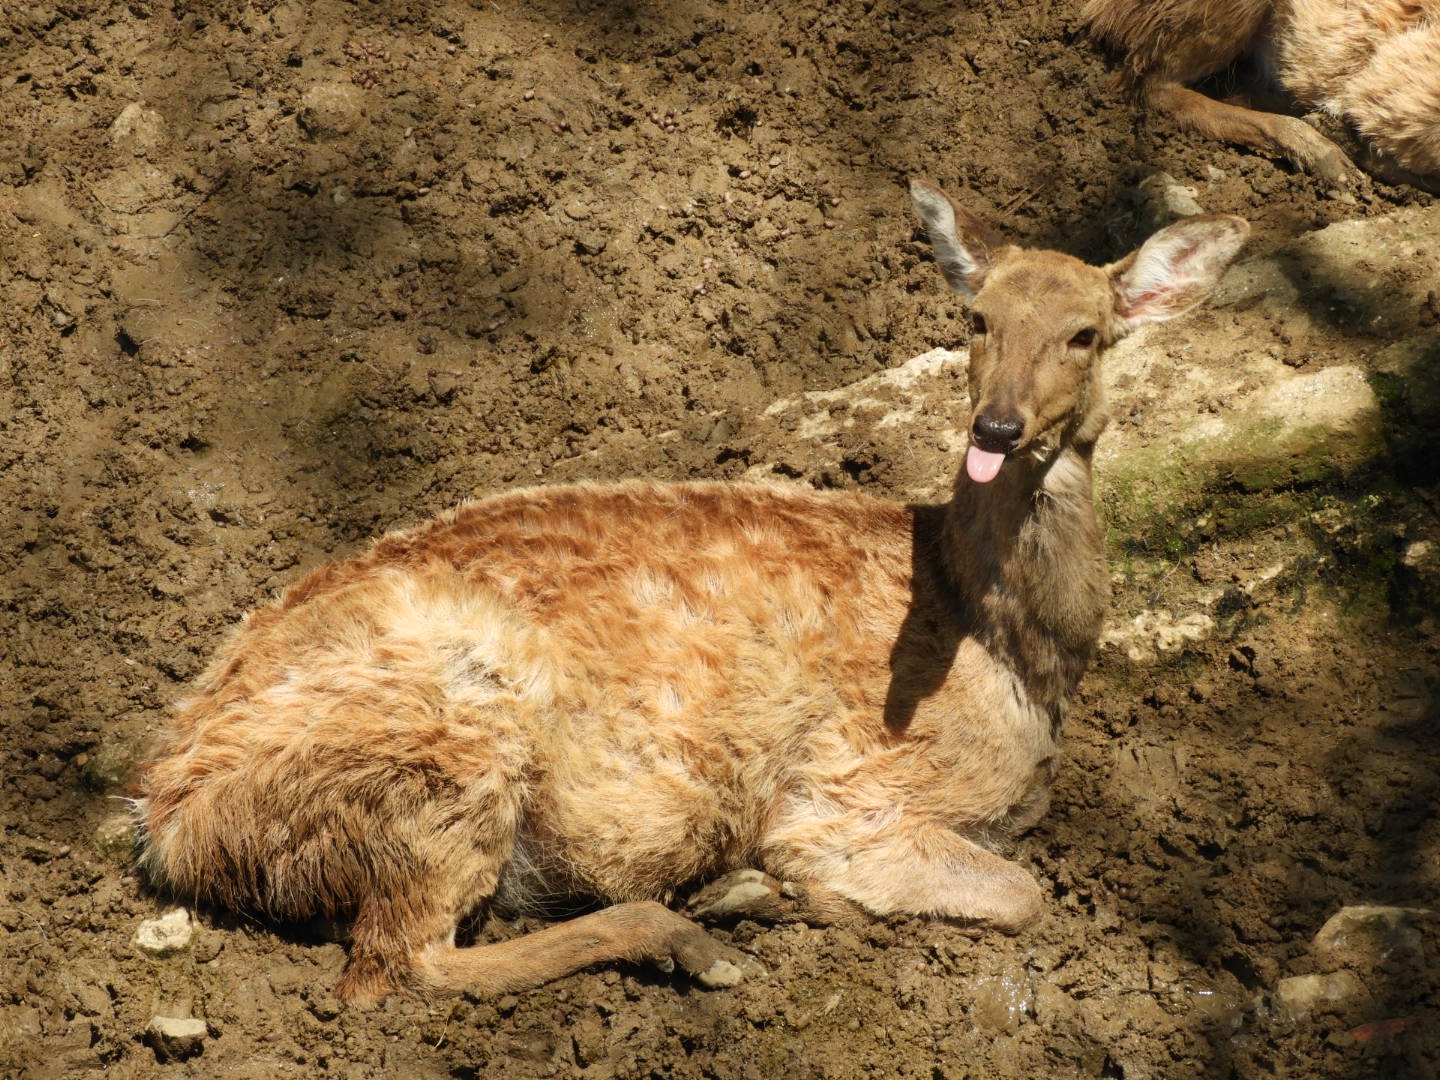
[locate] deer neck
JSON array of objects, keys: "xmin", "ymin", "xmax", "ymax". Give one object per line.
[{"xmin": 941, "ymin": 442, "xmax": 1107, "ymax": 713}]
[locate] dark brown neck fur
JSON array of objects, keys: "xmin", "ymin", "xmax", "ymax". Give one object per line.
[{"xmin": 941, "ymin": 444, "xmax": 1107, "ymax": 715}]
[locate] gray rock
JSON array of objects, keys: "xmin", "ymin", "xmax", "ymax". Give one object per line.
[{"xmin": 1313, "ymin": 905, "xmax": 1430, "ymax": 965}]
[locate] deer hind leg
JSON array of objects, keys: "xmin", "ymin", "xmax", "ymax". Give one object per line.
[
  {"xmin": 332, "ymin": 800, "xmax": 753, "ymax": 1003},
  {"xmin": 413, "ymin": 901, "xmax": 756, "ymax": 997},
  {"xmin": 335, "ymin": 800, "xmax": 758, "ymax": 999},
  {"xmin": 1143, "ymin": 78, "xmax": 1357, "ymax": 184},
  {"xmin": 333, "ymin": 804, "xmax": 527, "ymax": 1004}
]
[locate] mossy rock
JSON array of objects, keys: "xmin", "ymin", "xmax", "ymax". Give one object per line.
[{"xmin": 1099, "ymin": 364, "xmax": 1386, "ymax": 544}]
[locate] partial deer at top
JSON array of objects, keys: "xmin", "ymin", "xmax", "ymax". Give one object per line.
[
  {"xmin": 135, "ymin": 184, "xmax": 1247, "ymax": 1005},
  {"xmin": 1084, "ymin": 0, "xmax": 1440, "ymax": 191}
]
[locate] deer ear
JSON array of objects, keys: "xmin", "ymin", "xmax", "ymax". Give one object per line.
[
  {"xmin": 909, "ymin": 180, "xmax": 1007, "ymax": 300},
  {"xmin": 1108, "ymin": 215, "xmax": 1249, "ymax": 334}
]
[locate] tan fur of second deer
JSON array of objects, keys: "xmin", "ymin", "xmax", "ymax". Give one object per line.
[
  {"xmin": 1083, "ymin": 0, "xmax": 1440, "ymax": 191},
  {"xmin": 136, "ymin": 183, "xmax": 1248, "ymax": 1005}
]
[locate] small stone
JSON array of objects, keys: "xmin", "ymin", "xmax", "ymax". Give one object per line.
[
  {"xmin": 94, "ymin": 812, "xmax": 138, "ymax": 864},
  {"xmin": 1138, "ymin": 172, "xmax": 1206, "ymax": 227},
  {"xmin": 134, "ymin": 908, "xmax": 195, "ymax": 956},
  {"xmin": 296, "ymin": 82, "xmax": 366, "ymax": 140},
  {"xmin": 145, "ymin": 1016, "xmax": 208, "ymax": 1062},
  {"xmin": 1273, "ymin": 971, "xmax": 1362, "ymax": 1022},
  {"xmin": 1312, "ymin": 905, "xmax": 1429, "ymax": 965},
  {"xmin": 109, "ymin": 102, "xmax": 166, "ymax": 153}
]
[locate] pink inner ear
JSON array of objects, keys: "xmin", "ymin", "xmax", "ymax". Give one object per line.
[
  {"xmin": 1122, "ymin": 287, "xmax": 1165, "ymax": 314},
  {"xmin": 1122, "ymin": 283, "xmax": 1204, "ymax": 322}
]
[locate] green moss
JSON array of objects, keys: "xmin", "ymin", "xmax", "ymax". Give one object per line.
[
  {"xmin": 1097, "ymin": 411, "xmax": 1428, "ymax": 623},
  {"xmin": 1370, "ymin": 335, "xmax": 1440, "ymax": 485}
]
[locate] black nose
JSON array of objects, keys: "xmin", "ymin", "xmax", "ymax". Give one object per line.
[{"xmin": 972, "ymin": 413, "xmax": 1023, "ymax": 451}]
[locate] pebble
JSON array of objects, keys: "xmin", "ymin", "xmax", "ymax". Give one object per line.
[
  {"xmin": 1137, "ymin": 172, "xmax": 1206, "ymax": 227},
  {"xmin": 94, "ymin": 813, "xmax": 138, "ymax": 863},
  {"xmin": 134, "ymin": 908, "xmax": 195, "ymax": 957},
  {"xmin": 146, "ymin": 1016, "xmax": 208, "ymax": 1062},
  {"xmin": 1273, "ymin": 970, "xmax": 1361, "ymax": 1022}
]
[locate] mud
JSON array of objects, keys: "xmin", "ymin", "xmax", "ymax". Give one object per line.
[{"xmin": 2, "ymin": 2, "xmax": 1437, "ymax": 1078}]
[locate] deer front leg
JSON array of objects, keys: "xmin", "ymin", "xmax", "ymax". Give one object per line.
[
  {"xmin": 687, "ymin": 868, "xmax": 862, "ymax": 927},
  {"xmin": 1143, "ymin": 78, "xmax": 1357, "ymax": 185},
  {"xmin": 761, "ymin": 812, "xmax": 1045, "ymax": 932}
]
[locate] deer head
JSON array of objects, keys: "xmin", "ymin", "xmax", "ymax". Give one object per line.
[{"xmin": 910, "ymin": 180, "xmax": 1249, "ymax": 484}]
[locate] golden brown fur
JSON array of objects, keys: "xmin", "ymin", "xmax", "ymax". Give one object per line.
[
  {"xmin": 136, "ymin": 184, "xmax": 1248, "ymax": 1003},
  {"xmin": 1084, "ymin": 0, "xmax": 1440, "ymax": 189}
]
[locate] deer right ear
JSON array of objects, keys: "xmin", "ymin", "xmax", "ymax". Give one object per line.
[
  {"xmin": 909, "ymin": 180, "xmax": 1006, "ymax": 300},
  {"xmin": 1108, "ymin": 214, "xmax": 1250, "ymax": 335}
]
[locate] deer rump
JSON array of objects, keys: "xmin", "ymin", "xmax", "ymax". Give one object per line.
[
  {"xmin": 1084, "ymin": 0, "xmax": 1440, "ymax": 190},
  {"xmin": 136, "ymin": 184, "xmax": 1248, "ymax": 1004}
]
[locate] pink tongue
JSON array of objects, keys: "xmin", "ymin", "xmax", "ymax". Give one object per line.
[{"xmin": 966, "ymin": 445, "xmax": 1006, "ymax": 484}]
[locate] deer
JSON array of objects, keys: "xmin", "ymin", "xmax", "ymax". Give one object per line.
[
  {"xmin": 1083, "ymin": 0, "xmax": 1440, "ymax": 191},
  {"xmin": 134, "ymin": 182, "xmax": 1248, "ymax": 1005}
]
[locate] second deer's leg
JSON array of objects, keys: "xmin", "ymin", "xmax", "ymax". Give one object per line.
[{"xmin": 1143, "ymin": 78, "xmax": 1357, "ymax": 184}]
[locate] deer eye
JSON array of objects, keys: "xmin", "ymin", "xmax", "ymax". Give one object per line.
[
  {"xmin": 1068, "ymin": 328, "xmax": 1097, "ymax": 348},
  {"xmin": 970, "ymin": 313, "xmax": 987, "ymax": 336}
]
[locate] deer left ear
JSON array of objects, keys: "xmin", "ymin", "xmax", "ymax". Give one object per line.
[
  {"xmin": 909, "ymin": 179, "xmax": 1008, "ymax": 301},
  {"xmin": 1108, "ymin": 215, "xmax": 1249, "ymax": 336}
]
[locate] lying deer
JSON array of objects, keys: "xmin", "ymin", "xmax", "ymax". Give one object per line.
[
  {"xmin": 136, "ymin": 183, "xmax": 1247, "ymax": 1004},
  {"xmin": 1083, "ymin": 0, "xmax": 1440, "ymax": 190}
]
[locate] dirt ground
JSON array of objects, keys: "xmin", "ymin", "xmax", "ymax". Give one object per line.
[{"xmin": 2, "ymin": 1, "xmax": 1438, "ymax": 1077}]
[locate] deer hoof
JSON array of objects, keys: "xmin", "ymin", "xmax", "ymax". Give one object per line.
[{"xmin": 689, "ymin": 869, "xmax": 790, "ymax": 923}]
